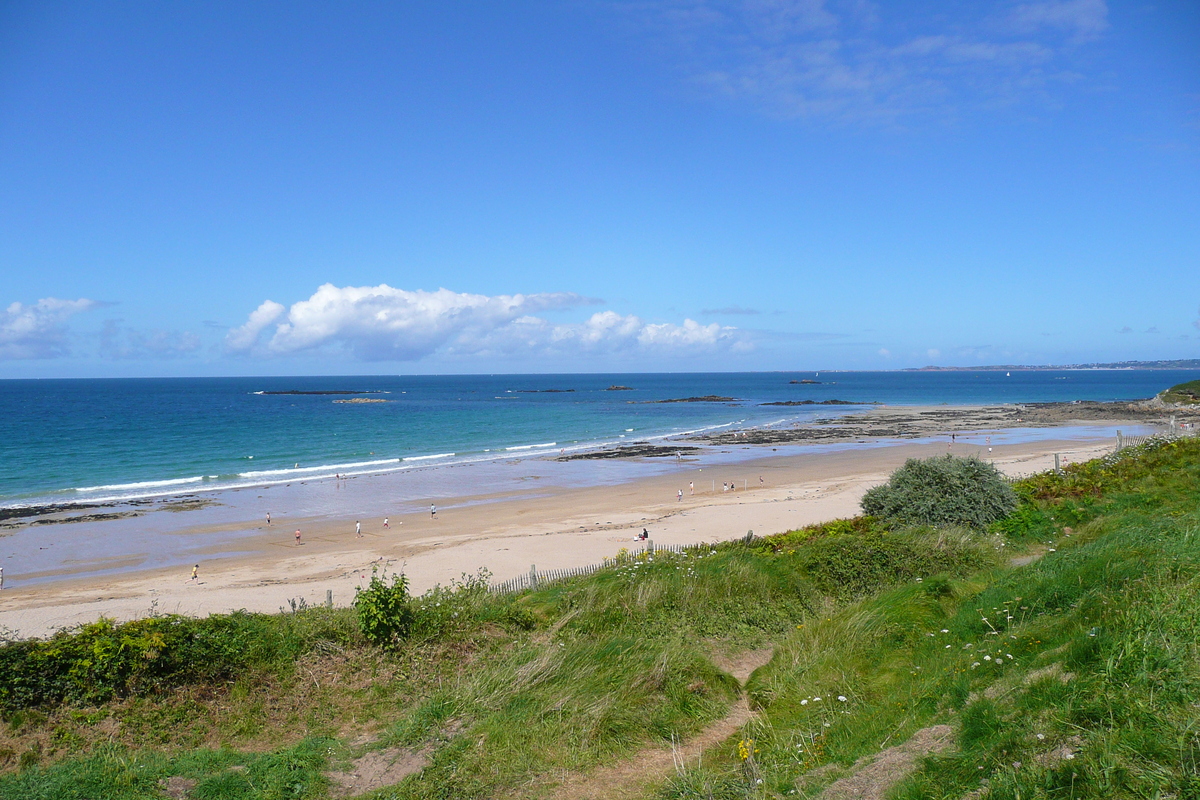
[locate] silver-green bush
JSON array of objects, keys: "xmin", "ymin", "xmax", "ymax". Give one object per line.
[{"xmin": 861, "ymin": 454, "xmax": 1017, "ymax": 529}]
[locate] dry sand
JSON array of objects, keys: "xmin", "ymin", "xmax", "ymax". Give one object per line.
[{"xmin": 0, "ymin": 432, "xmax": 1113, "ymax": 641}]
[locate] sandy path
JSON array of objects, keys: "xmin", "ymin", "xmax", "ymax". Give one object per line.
[{"xmin": 0, "ymin": 438, "xmax": 1108, "ymax": 640}]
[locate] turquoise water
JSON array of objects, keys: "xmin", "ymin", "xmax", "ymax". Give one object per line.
[{"xmin": 1, "ymin": 370, "xmax": 1194, "ymax": 508}]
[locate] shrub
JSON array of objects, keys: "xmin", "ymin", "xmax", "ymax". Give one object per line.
[
  {"xmin": 861, "ymin": 455, "xmax": 1017, "ymax": 529},
  {"xmin": 353, "ymin": 569, "xmax": 415, "ymax": 650}
]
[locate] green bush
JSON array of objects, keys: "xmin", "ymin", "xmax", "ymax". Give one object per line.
[
  {"xmin": 861, "ymin": 455, "xmax": 1017, "ymax": 529},
  {"xmin": 353, "ymin": 569, "xmax": 415, "ymax": 650},
  {"xmin": 0, "ymin": 608, "xmax": 357, "ymax": 712}
]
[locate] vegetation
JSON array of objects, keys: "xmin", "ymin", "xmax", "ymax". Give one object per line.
[
  {"xmin": 861, "ymin": 454, "xmax": 1018, "ymax": 529},
  {"xmin": 1, "ymin": 437, "xmax": 1198, "ymax": 798},
  {"xmin": 353, "ymin": 569, "xmax": 416, "ymax": 650},
  {"xmin": 1160, "ymin": 379, "xmax": 1200, "ymax": 405}
]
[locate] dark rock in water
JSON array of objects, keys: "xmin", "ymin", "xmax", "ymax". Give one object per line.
[
  {"xmin": 258, "ymin": 390, "xmax": 383, "ymax": 395},
  {"xmin": 557, "ymin": 444, "xmax": 702, "ymax": 461},
  {"xmin": 789, "ymin": 379, "xmax": 822, "ymax": 384},
  {"xmin": 606, "ymin": 385, "xmax": 634, "ymax": 391},
  {"xmin": 0, "ymin": 501, "xmax": 114, "ymax": 523},
  {"xmin": 515, "ymin": 389, "xmax": 576, "ymax": 393},
  {"xmin": 644, "ymin": 396, "xmax": 736, "ymax": 403},
  {"xmin": 761, "ymin": 399, "xmax": 873, "ymax": 406}
]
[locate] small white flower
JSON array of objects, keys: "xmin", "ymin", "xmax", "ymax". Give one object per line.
[
  {"xmin": 1036, "ymin": 733, "xmax": 1045, "ymax": 740},
  {"xmin": 823, "ymin": 722, "xmax": 831, "ymax": 728},
  {"xmin": 941, "ymin": 629, "xmax": 949, "ymax": 633},
  {"xmin": 945, "ymin": 644, "xmax": 952, "ymax": 649},
  {"xmin": 984, "ymin": 655, "xmax": 992, "ymax": 661},
  {"xmin": 813, "ymin": 696, "xmax": 821, "ymax": 701},
  {"xmin": 837, "ymin": 695, "xmax": 847, "ymax": 702},
  {"xmin": 1048, "ymin": 548, "xmax": 1057, "ymax": 552},
  {"xmin": 801, "ymin": 699, "xmax": 808, "ymax": 705}
]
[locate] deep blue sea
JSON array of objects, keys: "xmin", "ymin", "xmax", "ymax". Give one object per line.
[{"xmin": 2, "ymin": 370, "xmax": 1195, "ymax": 509}]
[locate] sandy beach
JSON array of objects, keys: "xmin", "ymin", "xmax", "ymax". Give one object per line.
[{"xmin": 0, "ymin": 401, "xmax": 1150, "ymax": 640}]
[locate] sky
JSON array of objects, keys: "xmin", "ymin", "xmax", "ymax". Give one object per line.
[{"xmin": 0, "ymin": 0, "xmax": 1197, "ymax": 377}]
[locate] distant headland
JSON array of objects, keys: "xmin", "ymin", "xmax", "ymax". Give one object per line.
[{"xmin": 905, "ymin": 359, "xmax": 1200, "ymax": 372}]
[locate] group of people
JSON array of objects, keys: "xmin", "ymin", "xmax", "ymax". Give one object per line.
[{"xmin": 265, "ymin": 507, "xmax": 427, "ymax": 547}]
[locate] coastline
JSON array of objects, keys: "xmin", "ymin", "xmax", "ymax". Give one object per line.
[{"xmin": 0, "ymin": 401, "xmax": 1172, "ymax": 640}]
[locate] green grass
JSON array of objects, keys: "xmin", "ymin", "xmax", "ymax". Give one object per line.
[
  {"xmin": 3, "ymin": 438, "xmax": 1199, "ymax": 798},
  {"xmin": 658, "ymin": 437, "xmax": 1200, "ymax": 799},
  {"xmin": 1161, "ymin": 379, "xmax": 1200, "ymax": 405}
]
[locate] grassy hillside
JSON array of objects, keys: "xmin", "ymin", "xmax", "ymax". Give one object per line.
[
  {"xmin": 2, "ymin": 437, "xmax": 1199, "ymax": 799},
  {"xmin": 1161, "ymin": 379, "xmax": 1200, "ymax": 405}
]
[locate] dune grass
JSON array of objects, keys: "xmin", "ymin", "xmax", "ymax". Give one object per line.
[
  {"xmin": 660, "ymin": 437, "xmax": 1200, "ymax": 799},
  {"xmin": 2, "ymin": 438, "xmax": 1198, "ymax": 798}
]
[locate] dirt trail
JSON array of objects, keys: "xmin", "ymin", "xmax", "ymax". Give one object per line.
[
  {"xmin": 545, "ymin": 647, "xmax": 775, "ymax": 800},
  {"xmin": 813, "ymin": 724, "xmax": 955, "ymax": 800}
]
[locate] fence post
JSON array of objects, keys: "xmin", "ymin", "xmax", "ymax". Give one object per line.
[
  {"xmin": 530, "ymin": 564, "xmax": 538, "ymax": 587},
  {"xmin": 1054, "ymin": 453, "xmax": 1061, "ymax": 474},
  {"xmin": 1116, "ymin": 430, "xmax": 1123, "ymax": 450},
  {"xmin": 326, "ymin": 589, "xmax": 333, "ymax": 609}
]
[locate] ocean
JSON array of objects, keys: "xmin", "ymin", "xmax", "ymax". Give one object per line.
[{"xmin": 1, "ymin": 369, "xmax": 1196, "ymax": 510}]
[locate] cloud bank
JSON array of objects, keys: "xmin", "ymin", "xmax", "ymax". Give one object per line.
[
  {"xmin": 0, "ymin": 298, "xmax": 96, "ymax": 359},
  {"xmin": 227, "ymin": 284, "xmax": 740, "ymax": 361}
]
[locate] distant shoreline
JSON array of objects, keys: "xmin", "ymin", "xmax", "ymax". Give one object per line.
[{"xmin": 901, "ymin": 359, "xmax": 1200, "ymax": 372}]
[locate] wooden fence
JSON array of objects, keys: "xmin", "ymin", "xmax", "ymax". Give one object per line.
[{"xmin": 1115, "ymin": 424, "xmax": 1197, "ymax": 452}]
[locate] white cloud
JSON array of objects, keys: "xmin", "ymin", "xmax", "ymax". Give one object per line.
[
  {"xmin": 227, "ymin": 284, "xmax": 738, "ymax": 362},
  {"xmin": 225, "ymin": 300, "xmax": 286, "ymax": 351},
  {"xmin": 0, "ymin": 297, "xmax": 96, "ymax": 359},
  {"xmin": 927, "ymin": 348, "xmax": 941, "ymax": 359}
]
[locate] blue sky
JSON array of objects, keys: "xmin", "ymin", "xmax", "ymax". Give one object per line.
[{"xmin": 0, "ymin": 0, "xmax": 1197, "ymax": 377}]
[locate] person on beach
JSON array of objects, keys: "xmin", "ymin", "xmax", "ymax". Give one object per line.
[
  {"xmin": 295, "ymin": 529, "xmax": 301, "ymax": 545},
  {"xmin": 0, "ymin": 566, "xmax": 4, "ymax": 590},
  {"xmin": 677, "ymin": 489, "xmax": 683, "ymax": 502},
  {"xmin": 431, "ymin": 504, "xmax": 437, "ymax": 519},
  {"xmin": 190, "ymin": 564, "xmax": 198, "ymax": 581},
  {"xmin": 266, "ymin": 512, "xmax": 271, "ymax": 525},
  {"xmin": 689, "ymin": 481, "xmax": 694, "ymax": 495},
  {"xmin": 383, "ymin": 517, "xmax": 389, "ymax": 529},
  {"xmin": 355, "ymin": 520, "xmax": 362, "ymax": 538}
]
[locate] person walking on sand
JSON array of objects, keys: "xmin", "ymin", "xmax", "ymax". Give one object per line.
[
  {"xmin": 431, "ymin": 504, "xmax": 437, "ymax": 520},
  {"xmin": 689, "ymin": 481, "xmax": 694, "ymax": 495},
  {"xmin": 355, "ymin": 520, "xmax": 361, "ymax": 538},
  {"xmin": 383, "ymin": 517, "xmax": 389, "ymax": 529},
  {"xmin": 190, "ymin": 564, "xmax": 198, "ymax": 581},
  {"xmin": 266, "ymin": 512, "xmax": 271, "ymax": 525},
  {"xmin": 295, "ymin": 529, "xmax": 301, "ymax": 545},
  {"xmin": 678, "ymin": 489, "xmax": 683, "ymax": 502},
  {"xmin": 0, "ymin": 566, "xmax": 4, "ymax": 590}
]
